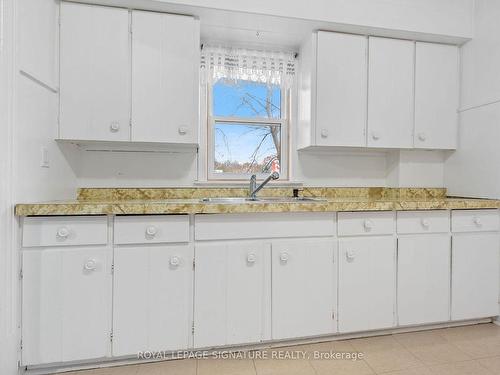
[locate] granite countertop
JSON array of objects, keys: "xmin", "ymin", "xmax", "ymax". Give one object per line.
[{"xmin": 14, "ymin": 187, "xmax": 500, "ymax": 216}]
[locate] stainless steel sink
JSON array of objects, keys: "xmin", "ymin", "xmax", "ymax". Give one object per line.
[{"xmin": 200, "ymin": 197, "xmax": 327, "ymax": 204}]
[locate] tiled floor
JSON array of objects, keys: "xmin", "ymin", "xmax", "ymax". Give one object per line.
[{"xmin": 59, "ymin": 323, "xmax": 500, "ymax": 375}]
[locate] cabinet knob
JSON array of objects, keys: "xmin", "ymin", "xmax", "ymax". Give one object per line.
[
  {"xmin": 363, "ymin": 219, "xmax": 373, "ymax": 230},
  {"xmin": 56, "ymin": 226, "xmax": 70, "ymax": 239},
  {"xmin": 279, "ymin": 251, "xmax": 289, "ymax": 263},
  {"xmin": 421, "ymin": 219, "xmax": 430, "ymax": 228},
  {"xmin": 320, "ymin": 129, "xmax": 329, "ymax": 138},
  {"xmin": 473, "ymin": 216, "xmax": 482, "ymax": 226},
  {"xmin": 246, "ymin": 253, "xmax": 257, "ymax": 264},
  {"xmin": 84, "ymin": 258, "xmax": 97, "ymax": 271},
  {"xmin": 346, "ymin": 250, "xmax": 356, "ymax": 261},
  {"xmin": 371, "ymin": 132, "xmax": 380, "ymax": 141},
  {"xmin": 418, "ymin": 133, "xmax": 427, "ymax": 142},
  {"xmin": 170, "ymin": 256, "xmax": 180, "ymax": 267},
  {"xmin": 145, "ymin": 225, "xmax": 158, "ymax": 237},
  {"xmin": 178, "ymin": 126, "xmax": 188, "ymax": 135},
  {"xmin": 110, "ymin": 121, "xmax": 120, "ymax": 133}
]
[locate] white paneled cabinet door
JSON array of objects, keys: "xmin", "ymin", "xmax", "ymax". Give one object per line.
[
  {"xmin": 194, "ymin": 242, "xmax": 271, "ymax": 348},
  {"xmin": 414, "ymin": 42, "xmax": 458, "ymax": 149},
  {"xmin": 131, "ymin": 11, "xmax": 199, "ymax": 143},
  {"xmin": 338, "ymin": 237, "xmax": 395, "ymax": 332},
  {"xmin": 451, "ymin": 233, "xmax": 500, "ymax": 320},
  {"xmin": 367, "ymin": 37, "xmax": 414, "ymax": 148},
  {"xmin": 272, "ymin": 239, "xmax": 336, "ymax": 339},
  {"xmin": 22, "ymin": 247, "xmax": 111, "ymax": 365},
  {"xmin": 315, "ymin": 32, "xmax": 367, "ymax": 147},
  {"xmin": 398, "ymin": 235, "xmax": 451, "ymax": 325},
  {"xmin": 60, "ymin": 2, "xmax": 130, "ymax": 141},
  {"xmin": 113, "ymin": 245, "xmax": 193, "ymax": 356}
]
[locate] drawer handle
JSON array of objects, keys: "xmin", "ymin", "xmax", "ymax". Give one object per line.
[
  {"xmin": 363, "ymin": 219, "xmax": 373, "ymax": 230},
  {"xmin": 170, "ymin": 256, "xmax": 180, "ymax": 267},
  {"xmin": 346, "ymin": 250, "xmax": 355, "ymax": 261},
  {"xmin": 418, "ymin": 133, "xmax": 427, "ymax": 142},
  {"xmin": 145, "ymin": 225, "xmax": 158, "ymax": 237},
  {"xmin": 178, "ymin": 126, "xmax": 188, "ymax": 135},
  {"xmin": 473, "ymin": 216, "xmax": 482, "ymax": 226},
  {"xmin": 56, "ymin": 226, "xmax": 70, "ymax": 239},
  {"xmin": 320, "ymin": 129, "xmax": 329, "ymax": 138},
  {"xmin": 421, "ymin": 219, "xmax": 430, "ymax": 228},
  {"xmin": 84, "ymin": 258, "xmax": 97, "ymax": 271},
  {"xmin": 280, "ymin": 251, "xmax": 289, "ymax": 263},
  {"xmin": 109, "ymin": 121, "xmax": 120, "ymax": 133},
  {"xmin": 371, "ymin": 132, "xmax": 380, "ymax": 141},
  {"xmin": 247, "ymin": 253, "xmax": 257, "ymax": 264}
]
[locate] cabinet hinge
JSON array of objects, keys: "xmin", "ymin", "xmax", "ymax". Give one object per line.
[
  {"xmin": 110, "ymin": 331, "xmax": 114, "ymax": 342},
  {"xmin": 111, "ymin": 264, "xmax": 114, "ymax": 274},
  {"xmin": 192, "ymin": 259, "xmax": 195, "ymax": 270},
  {"xmin": 20, "ymin": 339, "xmax": 22, "ymax": 350},
  {"xmin": 19, "ymin": 269, "xmax": 23, "ymax": 280},
  {"xmin": 332, "ymin": 310, "xmax": 335, "ymax": 320},
  {"xmin": 191, "ymin": 322, "xmax": 195, "ymax": 335}
]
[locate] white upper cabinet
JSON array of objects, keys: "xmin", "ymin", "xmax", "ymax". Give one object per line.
[
  {"xmin": 315, "ymin": 32, "xmax": 368, "ymax": 147},
  {"xmin": 131, "ymin": 11, "xmax": 199, "ymax": 144},
  {"xmin": 414, "ymin": 42, "xmax": 459, "ymax": 149},
  {"xmin": 60, "ymin": 2, "xmax": 130, "ymax": 141},
  {"xmin": 298, "ymin": 32, "xmax": 367, "ymax": 149},
  {"xmin": 367, "ymin": 37, "xmax": 414, "ymax": 148}
]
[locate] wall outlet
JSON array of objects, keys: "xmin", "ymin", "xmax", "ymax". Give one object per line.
[{"xmin": 40, "ymin": 147, "xmax": 49, "ymax": 168}]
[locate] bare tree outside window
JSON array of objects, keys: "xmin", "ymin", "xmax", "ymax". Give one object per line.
[{"xmin": 210, "ymin": 79, "xmax": 286, "ymax": 178}]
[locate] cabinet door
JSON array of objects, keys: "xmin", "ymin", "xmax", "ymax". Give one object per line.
[
  {"xmin": 398, "ymin": 235, "xmax": 451, "ymax": 325},
  {"xmin": 194, "ymin": 242, "xmax": 271, "ymax": 348},
  {"xmin": 60, "ymin": 2, "xmax": 130, "ymax": 141},
  {"xmin": 272, "ymin": 239, "xmax": 336, "ymax": 339},
  {"xmin": 131, "ymin": 11, "xmax": 199, "ymax": 144},
  {"xmin": 113, "ymin": 244, "xmax": 193, "ymax": 356},
  {"xmin": 22, "ymin": 247, "xmax": 112, "ymax": 365},
  {"xmin": 315, "ymin": 32, "xmax": 367, "ymax": 147},
  {"xmin": 338, "ymin": 236, "xmax": 395, "ymax": 332},
  {"xmin": 452, "ymin": 233, "xmax": 500, "ymax": 320},
  {"xmin": 367, "ymin": 37, "xmax": 414, "ymax": 148},
  {"xmin": 414, "ymin": 43, "xmax": 458, "ymax": 149}
]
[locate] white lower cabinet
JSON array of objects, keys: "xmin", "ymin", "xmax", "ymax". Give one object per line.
[
  {"xmin": 272, "ymin": 239, "xmax": 337, "ymax": 339},
  {"xmin": 397, "ymin": 235, "xmax": 451, "ymax": 325},
  {"xmin": 338, "ymin": 236, "xmax": 396, "ymax": 333},
  {"xmin": 112, "ymin": 244, "xmax": 194, "ymax": 356},
  {"xmin": 22, "ymin": 247, "xmax": 112, "ymax": 365},
  {"xmin": 194, "ymin": 242, "xmax": 271, "ymax": 348},
  {"xmin": 451, "ymin": 233, "xmax": 499, "ymax": 320}
]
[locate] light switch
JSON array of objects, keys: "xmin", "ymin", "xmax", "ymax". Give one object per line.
[{"xmin": 40, "ymin": 147, "xmax": 49, "ymax": 168}]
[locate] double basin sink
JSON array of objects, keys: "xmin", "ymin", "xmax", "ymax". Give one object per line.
[{"xmin": 200, "ymin": 197, "xmax": 327, "ymax": 204}]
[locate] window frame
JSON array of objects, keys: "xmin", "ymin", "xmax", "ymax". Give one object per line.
[{"xmin": 206, "ymin": 80, "xmax": 290, "ymax": 181}]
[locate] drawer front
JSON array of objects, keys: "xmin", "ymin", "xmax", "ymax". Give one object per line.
[
  {"xmin": 397, "ymin": 211, "xmax": 450, "ymax": 234},
  {"xmin": 195, "ymin": 212, "xmax": 335, "ymax": 241},
  {"xmin": 452, "ymin": 210, "xmax": 500, "ymax": 233},
  {"xmin": 114, "ymin": 215, "xmax": 190, "ymax": 245},
  {"xmin": 337, "ymin": 211, "xmax": 394, "ymax": 236},
  {"xmin": 22, "ymin": 216, "xmax": 108, "ymax": 248}
]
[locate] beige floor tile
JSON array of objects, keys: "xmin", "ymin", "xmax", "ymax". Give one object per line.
[
  {"xmin": 449, "ymin": 337, "xmax": 500, "ymax": 359},
  {"xmin": 427, "ymin": 360, "xmax": 494, "ymax": 375},
  {"xmin": 254, "ymin": 359, "xmax": 316, "ymax": 375},
  {"xmin": 478, "ymin": 356, "xmax": 500, "ymax": 374},
  {"xmin": 349, "ymin": 335, "xmax": 421, "ymax": 373},
  {"xmin": 310, "ymin": 357, "xmax": 374, "ymax": 375},
  {"xmin": 438, "ymin": 324, "xmax": 500, "ymax": 342},
  {"xmin": 377, "ymin": 367, "xmax": 433, "ymax": 375},
  {"xmin": 197, "ymin": 358, "xmax": 256, "ymax": 375},
  {"xmin": 91, "ymin": 365, "xmax": 140, "ymax": 375},
  {"xmin": 135, "ymin": 359, "xmax": 196, "ymax": 375}
]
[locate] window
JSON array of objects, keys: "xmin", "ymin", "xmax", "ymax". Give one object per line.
[
  {"xmin": 208, "ymin": 79, "xmax": 288, "ymax": 179},
  {"xmin": 201, "ymin": 45, "xmax": 295, "ymax": 180}
]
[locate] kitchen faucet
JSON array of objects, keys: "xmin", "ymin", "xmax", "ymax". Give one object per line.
[{"xmin": 249, "ymin": 172, "xmax": 280, "ymax": 200}]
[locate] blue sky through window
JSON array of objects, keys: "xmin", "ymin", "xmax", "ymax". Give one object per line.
[{"xmin": 212, "ymin": 80, "xmax": 282, "ymax": 174}]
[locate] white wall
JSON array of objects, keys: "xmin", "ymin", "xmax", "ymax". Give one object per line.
[{"xmin": 445, "ymin": 0, "xmax": 500, "ymax": 198}]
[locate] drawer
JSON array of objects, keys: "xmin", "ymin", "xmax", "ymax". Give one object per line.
[
  {"xmin": 337, "ymin": 211, "xmax": 394, "ymax": 236},
  {"xmin": 114, "ymin": 215, "xmax": 189, "ymax": 244},
  {"xmin": 22, "ymin": 216, "xmax": 108, "ymax": 248},
  {"xmin": 397, "ymin": 211, "xmax": 450, "ymax": 234},
  {"xmin": 452, "ymin": 210, "xmax": 499, "ymax": 233},
  {"xmin": 195, "ymin": 212, "xmax": 335, "ymax": 241}
]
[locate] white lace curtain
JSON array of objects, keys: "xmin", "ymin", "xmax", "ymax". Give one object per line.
[{"xmin": 200, "ymin": 45, "xmax": 296, "ymax": 88}]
